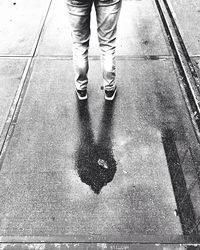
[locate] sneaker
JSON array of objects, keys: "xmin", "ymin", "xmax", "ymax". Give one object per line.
[
  {"xmin": 105, "ymin": 87, "xmax": 117, "ymax": 101},
  {"xmin": 76, "ymin": 89, "xmax": 87, "ymax": 100}
]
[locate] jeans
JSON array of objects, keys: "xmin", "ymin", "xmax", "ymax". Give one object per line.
[{"xmin": 66, "ymin": 0, "xmax": 122, "ymax": 91}]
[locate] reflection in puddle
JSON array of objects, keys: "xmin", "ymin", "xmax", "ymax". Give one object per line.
[{"xmin": 75, "ymin": 100, "xmax": 116, "ymax": 194}]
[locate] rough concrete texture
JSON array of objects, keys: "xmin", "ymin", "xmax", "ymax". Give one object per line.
[
  {"xmin": 1, "ymin": 0, "xmax": 200, "ymax": 245},
  {"xmin": 0, "ymin": 0, "xmax": 51, "ymax": 55},
  {"xmin": 0, "ymin": 243, "xmax": 191, "ymax": 250},
  {"xmin": 169, "ymin": 0, "xmax": 200, "ymax": 55},
  {"xmin": 0, "ymin": 58, "xmax": 185, "ymax": 238},
  {"xmin": 0, "ymin": 58, "xmax": 27, "ymax": 135},
  {"xmin": 36, "ymin": 0, "xmax": 170, "ymax": 56}
]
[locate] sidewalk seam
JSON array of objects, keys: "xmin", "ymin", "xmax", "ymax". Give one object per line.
[{"xmin": 0, "ymin": 0, "xmax": 53, "ymax": 169}]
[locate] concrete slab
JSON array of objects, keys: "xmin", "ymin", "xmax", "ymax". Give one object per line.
[
  {"xmin": 0, "ymin": 0, "xmax": 51, "ymax": 55},
  {"xmin": 0, "ymin": 58, "xmax": 186, "ymax": 239},
  {"xmin": 36, "ymin": 0, "xmax": 170, "ymax": 56},
  {"xmin": 0, "ymin": 243, "xmax": 188, "ymax": 250},
  {"xmin": 194, "ymin": 59, "xmax": 200, "ymax": 85},
  {"xmin": 0, "ymin": 58, "xmax": 27, "ymax": 135},
  {"xmin": 168, "ymin": 0, "xmax": 200, "ymax": 56}
]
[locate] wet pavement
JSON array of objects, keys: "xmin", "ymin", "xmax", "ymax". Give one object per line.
[
  {"xmin": 0, "ymin": 0, "xmax": 51, "ymax": 55},
  {"xmin": 0, "ymin": 58, "xmax": 183, "ymax": 237},
  {"xmin": 168, "ymin": 0, "xmax": 200, "ymax": 56},
  {"xmin": 36, "ymin": 0, "xmax": 170, "ymax": 56},
  {"xmin": 0, "ymin": 0, "xmax": 200, "ymax": 248},
  {"xmin": 0, "ymin": 58, "xmax": 27, "ymax": 135},
  {"xmin": 0, "ymin": 243, "xmax": 192, "ymax": 250}
]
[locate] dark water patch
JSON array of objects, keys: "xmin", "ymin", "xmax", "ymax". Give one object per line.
[
  {"xmin": 162, "ymin": 128, "xmax": 198, "ymax": 234},
  {"xmin": 75, "ymin": 100, "xmax": 117, "ymax": 194}
]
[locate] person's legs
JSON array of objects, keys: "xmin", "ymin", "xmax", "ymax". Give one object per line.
[
  {"xmin": 66, "ymin": 0, "xmax": 93, "ymax": 94},
  {"xmin": 94, "ymin": 0, "xmax": 122, "ymax": 97}
]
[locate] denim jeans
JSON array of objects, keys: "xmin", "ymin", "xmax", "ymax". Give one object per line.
[{"xmin": 66, "ymin": 0, "xmax": 122, "ymax": 91}]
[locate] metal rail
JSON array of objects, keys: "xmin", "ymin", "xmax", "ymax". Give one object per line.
[
  {"xmin": 154, "ymin": 0, "xmax": 200, "ymax": 141},
  {"xmin": 0, "ymin": 0, "xmax": 200, "ymax": 244},
  {"xmin": 155, "ymin": 0, "xmax": 200, "ymax": 236}
]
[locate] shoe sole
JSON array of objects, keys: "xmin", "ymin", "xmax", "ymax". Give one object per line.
[
  {"xmin": 105, "ymin": 88, "xmax": 117, "ymax": 101},
  {"xmin": 76, "ymin": 89, "xmax": 88, "ymax": 100}
]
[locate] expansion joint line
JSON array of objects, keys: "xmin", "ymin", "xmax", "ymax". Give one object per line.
[
  {"xmin": 0, "ymin": 0, "xmax": 53, "ymax": 167},
  {"xmin": 155, "ymin": 0, "xmax": 200, "ymax": 235},
  {"xmin": 155, "ymin": 0, "xmax": 200, "ymax": 142}
]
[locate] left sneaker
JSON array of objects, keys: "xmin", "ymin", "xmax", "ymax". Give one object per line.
[
  {"xmin": 105, "ymin": 87, "xmax": 117, "ymax": 101},
  {"xmin": 76, "ymin": 89, "xmax": 87, "ymax": 100}
]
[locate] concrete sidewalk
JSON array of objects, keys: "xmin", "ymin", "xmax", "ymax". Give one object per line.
[{"xmin": 0, "ymin": 0, "xmax": 200, "ymax": 248}]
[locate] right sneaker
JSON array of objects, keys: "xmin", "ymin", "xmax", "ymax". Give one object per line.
[
  {"xmin": 76, "ymin": 89, "xmax": 87, "ymax": 100},
  {"xmin": 105, "ymin": 87, "xmax": 117, "ymax": 101}
]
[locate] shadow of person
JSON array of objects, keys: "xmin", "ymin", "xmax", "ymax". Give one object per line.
[{"xmin": 75, "ymin": 100, "xmax": 117, "ymax": 194}]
